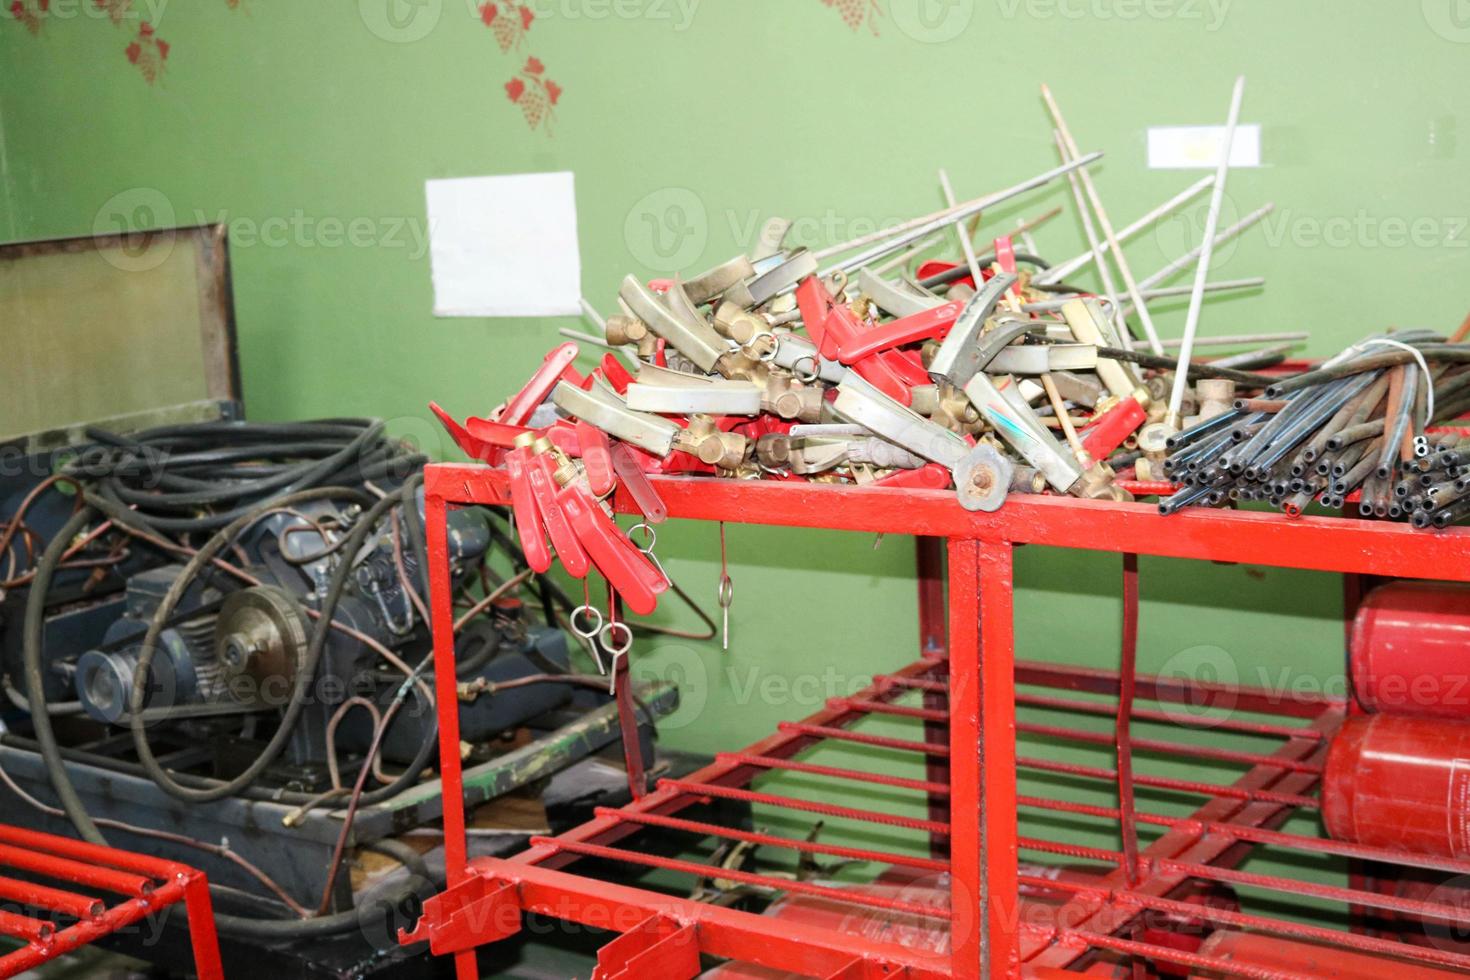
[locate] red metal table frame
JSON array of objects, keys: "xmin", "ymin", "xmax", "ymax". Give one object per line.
[
  {"xmin": 0, "ymin": 824, "xmax": 221, "ymax": 978},
  {"xmin": 406, "ymin": 463, "xmax": 1470, "ymax": 979}
]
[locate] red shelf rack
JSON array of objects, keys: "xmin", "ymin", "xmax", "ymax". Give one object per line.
[
  {"xmin": 402, "ymin": 464, "xmax": 1470, "ymax": 979},
  {"xmin": 0, "ymin": 823, "xmax": 221, "ymax": 978}
]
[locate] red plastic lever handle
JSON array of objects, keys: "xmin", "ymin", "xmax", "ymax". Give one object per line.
[
  {"xmin": 599, "ymin": 353, "xmax": 636, "ymax": 395},
  {"xmin": 556, "ymin": 484, "xmax": 666, "ymax": 616},
  {"xmin": 577, "ymin": 421, "xmax": 617, "ymax": 497},
  {"xmin": 1080, "ymin": 396, "xmax": 1148, "ymax": 460},
  {"xmin": 463, "ymin": 415, "xmax": 535, "ymax": 449},
  {"xmin": 526, "ymin": 454, "xmax": 590, "ymax": 578},
  {"xmin": 851, "ymin": 354, "xmax": 913, "ymax": 407},
  {"xmin": 428, "ymin": 402, "xmax": 503, "ymax": 464},
  {"xmin": 610, "ymin": 443, "xmax": 668, "ymax": 523},
  {"xmin": 835, "ymin": 302, "xmax": 963, "ymax": 365},
  {"xmin": 795, "ymin": 276, "xmax": 833, "ymax": 351},
  {"xmin": 504, "ymin": 448, "xmax": 551, "ymax": 573},
  {"xmin": 499, "ymin": 342, "xmax": 580, "ymax": 426},
  {"xmin": 816, "ymin": 302, "xmax": 865, "ymax": 363},
  {"xmin": 874, "ymin": 462, "xmax": 952, "ymax": 489},
  {"xmin": 993, "ymin": 235, "xmax": 1017, "ymax": 275}
]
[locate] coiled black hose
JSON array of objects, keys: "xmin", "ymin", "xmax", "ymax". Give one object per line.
[{"xmin": 67, "ymin": 419, "xmax": 424, "ymax": 533}]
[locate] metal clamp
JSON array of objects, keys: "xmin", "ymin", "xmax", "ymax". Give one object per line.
[
  {"xmin": 552, "ymin": 380, "xmax": 680, "ymax": 457},
  {"xmin": 832, "ymin": 372, "xmax": 969, "ymax": 470},
  {"xmin": 926, "ymin": 272, "xmax": 1020, "ymax": 386},
  {"xmin": 857, "ymin": 268, "xmax": 944, "ymax": 318},
  {"xmin": 619, "ymin": 275, "xmax": 734, "ymax": 373},
  {"xmin": 962, "ymin": 373, "xmax": 1082, "ymax": 493},
  {"xmin": 625, "ymin": 364, "xmax": 764, "ymax": 416}
]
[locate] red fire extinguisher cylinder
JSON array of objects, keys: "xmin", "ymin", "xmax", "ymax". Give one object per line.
[{"xmin": 1323, "ymin": 713, "xmax": 1470, "ymax": 860}]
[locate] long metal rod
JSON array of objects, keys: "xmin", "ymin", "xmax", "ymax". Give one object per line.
[
  {"xmin": 817, "ymin": 152, "xmax": 1104, "ymax": 277},
  {"xmin": 1054, "ymin": 130, "xmax": 1129, "ymax": 349},
  {"xmin": 1167, "ymin": 75, "xmax": 1249, "ymax": 426},
  {"xmin": 1043, "ymin": 85, "xmax": 1165, "ymax": 355},
  {"xmin": 938, "ymin": 169, "xmax": 985, "ymax": 288},
  {"xmin": 1035, "ymin": 176, "xmax": 1214, "ymax": 285},
  {"xmin": 1139, "ymin": 202, "xmax": 1274, "ymax": 291}
]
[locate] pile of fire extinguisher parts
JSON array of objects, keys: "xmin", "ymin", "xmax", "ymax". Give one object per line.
[{"xmin": 431, "ymin": 87, "xmax": 1469, "ymax": 617}]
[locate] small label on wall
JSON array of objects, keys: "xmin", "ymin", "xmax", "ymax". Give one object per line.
[
  {"xmin": 1147, "ymin": 124, "xmax": 1261, "ymax": 170},
  {"xmin": 425, "ymin": 171, "xmax": 582, "ymax": 318}
]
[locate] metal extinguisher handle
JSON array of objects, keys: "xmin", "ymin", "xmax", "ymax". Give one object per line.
[
  {"xmin": 610, "ymin": 443, "xmax": 668, "ymax": 523},
  {"xmin": 836, "ymin": 302, "xmax": 962, "ymax": 365},
  {"xmin": 504, "ymin": 447, "xmax": 552, "ymax": 573},
  {"xmin": 1081, "ymin": 393, "xmax": 1149, "ymax": 461},
  {"xmin": 525, "ymin": 453, "xmax": 590, "ymax": 578},
  {"xmin": 429, "ymin": 402, "xmax": 509, "ymax": 464},
  {"xmin": 577, "ymin": 421, "xmax": 617, "ymax": 497},
  {"xmin": 556, "ymin": 483, "xmax": 667, "ymax": 616},
  {"xmin": 498, "ymin": 342, "xmax": 581, "ymax": 426}
]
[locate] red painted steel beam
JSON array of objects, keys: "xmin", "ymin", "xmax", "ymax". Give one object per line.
[
  {"xmin": 425, "ymin": 466, "xmax": 1470, "ymax": 582},
  {"xmin": 978, "ymin": 541, "xmax": 1020, "ymax": 979},
  {"xmin": 0, "ymin": 842, "xmax": 153, "ymax": 898},
  {"xmin": 469, "ymin": 858, "xmax": 955, "ymax": 980},
  {"xmin": 947, "ymin": 539, "xmax": 984, "ymax": 980},
  {"xmin": 0, "ymin": 872, "xmax": 221, "ymax": 980},
  {"xmin": 422, "ymin": 489, "xmax": 480, "ymax": 980}
]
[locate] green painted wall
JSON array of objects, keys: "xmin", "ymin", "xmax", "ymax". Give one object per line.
[{"xmin": 2, "ymin": 0, "xmax": 1465, "ymax": 913}]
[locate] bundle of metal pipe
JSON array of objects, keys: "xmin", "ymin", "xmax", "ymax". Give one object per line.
[{"xmin": 1160, "ymin": 332, "xmax": 1470, "ymax": 526}]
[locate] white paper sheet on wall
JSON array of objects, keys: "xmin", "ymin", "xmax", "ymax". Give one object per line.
[
  {"xmin": 1147, "ymin": 124, "xmax": 1262, "ymax": 170},
  {"xmin": 425, "ymin": 171, "xmax": 582, "ymax": 317}
]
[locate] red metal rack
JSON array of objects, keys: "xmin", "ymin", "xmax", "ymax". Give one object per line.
[
  {"xmin": 0, "ymin": 823, "xmax": 222, "ymax": 978},
  {"xmin": 403, "ymin": 463, "xmax": 1470, "ymax": 979}
]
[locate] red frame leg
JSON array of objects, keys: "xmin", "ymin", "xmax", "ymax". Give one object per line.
[{"xmin": 425, "ymin": 490, "xmax": 479, "ymax": 980}]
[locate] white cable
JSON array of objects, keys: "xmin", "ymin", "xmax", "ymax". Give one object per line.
[{"xmin": 1351, "ymin": 338, "xmax": 1435, "ymax": 453}]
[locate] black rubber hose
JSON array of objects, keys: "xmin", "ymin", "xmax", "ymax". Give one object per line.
[
  {"xmin": 215, "ymin": 838, "xmax": 435, "ymax": 940},
  {"xmin": 127, "ymin": 487, "xmax": 393, "ymax": 803},
  {"xmin": 916, "ymin": 251, "xmax": 1052, "ymax": 289},
  {"xmin": 69, "ymin": 419, "xmax": 416, "ymax": 533},
  {"xmin": 22, "ymin": 507, "xmax": 107, "ymax": 846}
]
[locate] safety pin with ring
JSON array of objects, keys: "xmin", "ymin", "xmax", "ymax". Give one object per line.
[
  {"xmin": 600, "ymin": 620, "xmax": 634, "ymax": 694},
  {"xmin": 570, "ymin": 604, "xmax": 606, "ymax": 673},
  {"xmin": 745, "ymin": 331, "xmax": 779, "ymax": 363},
  {"xmin": 791, "ymin": 355, "xmax": 821, "ymax": 385},
  {"xmin": 627, "ymin": 522, "xmax": 670, "ymax": 586},
  {"xmin": 717, "ymin": 573, "xmax": 734, "ymax": 651}
]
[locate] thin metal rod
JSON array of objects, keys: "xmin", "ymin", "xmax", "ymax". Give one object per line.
[
  {"xmin": 579, "ymin": 297, "xmax": 606, "ymax": 331},
  {"xmin": 1054, "ymin": 130, "xmax": 1130, "ymax": 349},
  {"xmin": 1157, "ymin": 329, "xmax": 1302, "ymax": 350},
  {"xmin": 1168, "ymin": 75, "xmax": 1248, "ymax": 425},
  {"xmin": 1118, "ymin": 278, "xmax": 1267, "ymax": 314},
  {"xmin": 938, "ymin": 168, "xmax": 985, "ymax": 288},
  {"xmin": 1043, "ymin": 85, "xmax": 1165, "ymax": 355},
  {"xmin": 1015, "ymin": 690, "xmax": 1321, "ymax": 741},
  {"xmin": 817, "ymin": 152, "xmax": 1104, "ymax": 276},
  {"xmin": 1024, "ymin": 278, "xmax": 1266, "ymax": 314},
  {"xmin": 1036, "ymin": 175, "xmax": 1214, "ymax": 285},
  {"xmin": 1139, "ymin": 203, "xmax": 1275, "ymax": 291}
]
